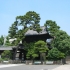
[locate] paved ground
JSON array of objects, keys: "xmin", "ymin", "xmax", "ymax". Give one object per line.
[
  {"xmin": 52, "ymin": 65, "xmax": 70, "ymax": 70},
  {"xmin": 0, "ymin": 64, "xmax": 60, "ymax": 70},
  {"xmin": 0, "ymin": 64, "xmax": 70, "ymax": 70}
]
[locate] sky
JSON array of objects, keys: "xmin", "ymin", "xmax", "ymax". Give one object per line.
[{"xmin": 0, "ymin": 0, "xmax": 70, "ymax": 36}]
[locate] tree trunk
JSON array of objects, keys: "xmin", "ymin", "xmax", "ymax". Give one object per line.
[
  {"xmin": 62, "ymin": 58, "xmax": 66, "ymax": 64},
  {"xmin": 40, "ymin": 52, "xmax": 46, "ymax": 64}
]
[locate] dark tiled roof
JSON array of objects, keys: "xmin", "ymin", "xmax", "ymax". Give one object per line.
[{"xmin": 25, "ymin": 26, "xmax": 47, "ymax": 36}]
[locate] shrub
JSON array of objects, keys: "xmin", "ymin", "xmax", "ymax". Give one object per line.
[{"xmin": 1, "ymin": 50, "xmax": 12, "ymax": 60}]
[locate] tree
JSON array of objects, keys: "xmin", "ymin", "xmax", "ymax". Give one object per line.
[
  {"xmin": 26, "ymin": 47, "xmax": 38, "ymax": 60},
  {"xmin": 16, "ymin": 11, "xmax": 41, "ymax": 32},
  {"xmin": 0, "ymin": 35, "xmax": 4, "ymax": 45},
  {"xmin": 7, "ymin": 11, "xmax": 70, "ymax": 64},
  {"xmin": 5, "ymin": 36, "xmax": 13, "ymax": 46},
  {"xmin": 1, "ymin": 50, "xmax": 12, "ymax": 60},
  {"xmin": 26, "ymin": 11, "xmax": 40, "ymax": 31},
  {"xmin": 44, "ymin": 20, "xmax": 60, "ymax": 36},
  {"xmin": 52, "ymin": 30, "xmax": 70, "ymax": 56},
  {"xmin": 8, "ymin": 11, "xmax": 42, "ymax": 46},
  {"xmin": 24, "ymin": 42, "xmax": 37, "ymax": 58},
  {"xmin": 35, "ymin": 40, "xmax": 48, "ymax": 53},
  {"xmin": 34, "ymin": 40, "xmax": 48, "ymax": 64},
  {"xmin": 8, "ymin": 21, "xmax": 18, "ymax": 38},
  {"xmin": 24, "ymin": 42, "xmax": 38, "ymax": 61},
  {"xmin": 44, "ymin": 20, "xmax": 70, "ymax": 64},
  {"xmin": 50, "ymin": 30, "xmax": 70, "ymax": 64},
  {"xmin": 47, "ymin": 48, "xmax": 65, "ymax": 61},
  {"xmin": 24, "ymin": 40, "xmax": 48, "ymax": 63},
  {"xmin": 44, "ymin": 20, "xmax": 70, "ymax": 56}
]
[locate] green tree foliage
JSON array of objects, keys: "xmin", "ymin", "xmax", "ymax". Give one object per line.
[
  {"xmin": 26, "ymin": 48, "xmax": 38, "ymax": 60},
  {"xmin": 24, "ymin": 42, "xmax": 38, "ymax": 60},
  {"xmin": 8, "ymin": 21, "xmax": 18, "ymax": 38},
  {"xmin": 16, "ymin": 11, "xmax": 40, "ymax": 28},
  {"xmin": 34, "ymin": 40, "xmax": 48, "ymax": 63},
  {"xmin": 16, "ymin": 11, "xmax": 41, "ymax": 32},
  {"xmin": 34, "ymin": 40, "xmax": 48, "ymax": 53},
  {"xmin": 44, "ymin": 20, "xmax": 60, "ymax": 36},
  {"xmin": 24, "ymin": 40, "xmax": 48, "ymax": 60},
  {"xmin": 5, "ymin": 36, "xmax": 13, "ymax": 46},
  {"xmin": 8, "ymin": 11, "xmax": 42, "ymax": 46},
  {"xmin": 52, "ymin": 30, "xmax": 70, "ymax": 56},
  {"xmin": 47, "ymin": 48, "xmax": 65, "ymax": 61},
  {"xmin": 7, "ymin": 11, "xmax": 70, "ymax": 61},
  {"xmin": 44, "ymin": 20, "xmax": 70, "ymax": 62},
  {"xmin": 1, "ymin": 50, "xmax": 12, "ymax": 60},
  {"xmin": 0, "ymin": 35, "xmax": 4, "ymax": 45}
]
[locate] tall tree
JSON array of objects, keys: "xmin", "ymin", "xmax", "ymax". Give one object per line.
[
  {"xmin": 52, "ymin": 30, "xmax": 70, "ymax": 56},
  {"xmin": 8, "ymin": 21, "xmax": 18, "ymax": 38},
  {"xmin": 34, "ymin": 40, "xmax": 48, "ymax": 64},
  {"xmin": 44, "ymin": 20, "xmax": 70, "ymax": 63},
  {"xmin": 47, "ymin": 47, "xmax": 65, "ymax": 61},
  {"xmin": 24, "ymin": 42, "xmax": 38, "ymax": 60},
  {"xmin": 49, "ymin": 30, "xmax": 70, "ymax": 64},
  {"xmin": 0, "ymin": 35, "xmax": 4, "ymax": 45},
  {"xmin": 8, "ymin": 11, "xmax": 42, "ymax": 46},
  {"xmin": 24, "ymin": 40, "xmax": 48, "ymax": 63},
  {"xmin": 44, "ymin": 20, "xmax": 60, "ymax": 36},
  {"xmin": 16, "ymin": 11, "xmax": 41, "ymax": 32},
  {"xmin": 5, "ymin": 36, "xmax": 12, "ymax": 46}
]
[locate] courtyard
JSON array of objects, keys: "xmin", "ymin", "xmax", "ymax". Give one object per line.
[{"xmin": 0, "ymin": 64, "xmax": 70, "ymax": 70}]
